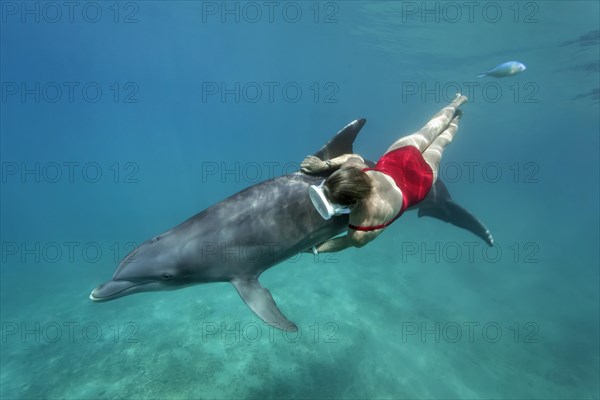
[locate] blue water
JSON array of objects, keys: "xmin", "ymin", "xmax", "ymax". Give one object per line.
[{"xmin": 1, "ymin": 2, "xmax": 599, "ymax": 399}]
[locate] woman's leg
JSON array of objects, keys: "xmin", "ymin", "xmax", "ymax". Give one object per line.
[
  {"xmin": 385, "ymin": 94, "xmax": 467, "ymax": 153},
  {"xmin": 422, "ymin": 112, "xmax": 461, "ymax": 182}
]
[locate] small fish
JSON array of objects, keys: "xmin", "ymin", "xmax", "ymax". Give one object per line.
[{"xmin": 477, "ymin": 61, "xmax": 527, "ymax": 78}]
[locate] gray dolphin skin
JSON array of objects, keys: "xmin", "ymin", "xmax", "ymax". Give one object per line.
[{"xmin": 90, "ymin": 119, "xmax": 493, "ymax": 331}]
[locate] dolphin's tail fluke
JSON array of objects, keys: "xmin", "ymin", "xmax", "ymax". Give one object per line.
[{"xmin": 415, "ymin": 179, "xmax": 494, "ymax": 246}]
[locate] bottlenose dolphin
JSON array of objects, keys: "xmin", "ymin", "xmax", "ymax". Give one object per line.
[{"xmin": 90, "ymin": 119, "xmax": 493, "ymax": 331}]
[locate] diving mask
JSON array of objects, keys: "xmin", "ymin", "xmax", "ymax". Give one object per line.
[{"xmin": 308, "ymin": 180, "xmax": 351, "ymax": 220}]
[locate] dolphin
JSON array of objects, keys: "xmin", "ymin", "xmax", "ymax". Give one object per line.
[{"xmin": 90, "ymin": 119, "xmax": 494, "ymax": 331}]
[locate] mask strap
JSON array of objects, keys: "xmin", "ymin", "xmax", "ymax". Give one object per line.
[
  {"xmin": 333, "ymin": 205, "xmax": 351, "ymax": 215},
  {"xmin": 319, "ymin": 179, "xmax": 350, "ymax": 215}
]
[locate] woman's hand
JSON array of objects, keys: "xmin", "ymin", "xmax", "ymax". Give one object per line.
[{"xmin": 301, "ymin": 155, "xmax": 327, "ymax": 174}]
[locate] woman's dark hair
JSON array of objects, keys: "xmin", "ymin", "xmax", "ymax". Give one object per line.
[{"xmin": 324, "ymin": 166, "xmax": 373, "ymax": 206}]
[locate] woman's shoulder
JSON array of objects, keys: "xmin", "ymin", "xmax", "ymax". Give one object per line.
[
  {"xmin": 353, "ymin": 176, "xmax": 402, "ymax": 216},
  {"xmin": 365, "ymin": 169, "xmax": 402, "ymax": 195}
]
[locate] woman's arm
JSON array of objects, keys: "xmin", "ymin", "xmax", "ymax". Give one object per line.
[
  {"xmin": 301, "ymin": 154, "xmax": 365, "ymax": 174},
  {"xmin": 312, "ymin": 229, "xmax": 379, "ymax": 253}
]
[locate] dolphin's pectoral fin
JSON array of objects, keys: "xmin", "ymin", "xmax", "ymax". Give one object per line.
[
  {"xmin": 231, "ymin": 279, "xmax": 298, "ymax": 332},
  {"xmin": 416, "ymin": 179, "xmax": 494, "ymax": 246}
]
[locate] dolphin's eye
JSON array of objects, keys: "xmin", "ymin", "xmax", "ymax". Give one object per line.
[
  {"xmin": 153, "ymin": 236, "xmax": 161, "ymax": 243},
  {"xmin": 162, "ymin": 273, "xmax": 173, "ymax": 280}
]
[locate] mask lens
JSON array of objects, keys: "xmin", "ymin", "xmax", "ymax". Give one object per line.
[{"xmin": 309, "ymin": 183, "xmax": 334, "ymax": 220}]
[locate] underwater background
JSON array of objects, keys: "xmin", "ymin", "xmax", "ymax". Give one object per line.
[{"xmin": 1, "ymin": 1, "xmax": 599, "ymax": 399}]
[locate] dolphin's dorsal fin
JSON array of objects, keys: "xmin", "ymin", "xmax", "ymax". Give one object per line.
[
  {"xmin": 313, "ymin": 119, "xmax": 366, "ymax": 161},
  {"xmin": 231, "ymin": 279, "xmax": 298, "ymax": 332}
]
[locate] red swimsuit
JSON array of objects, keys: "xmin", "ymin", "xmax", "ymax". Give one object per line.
[{"xmin": 349, "ymin": 146, "xmax": 433, "ymax": 231}]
